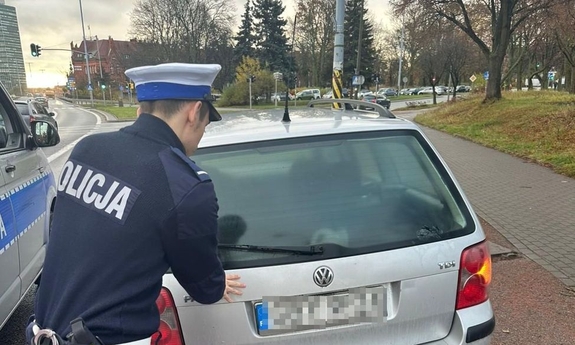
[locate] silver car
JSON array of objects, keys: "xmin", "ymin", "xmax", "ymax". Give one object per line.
[
  {"xmin": 155, "ymin": 101, "xmax": 494, "ymax": 345},
  {"xmin": 0, "ymin": 85, "xmax": 60, "ymax": 329}
]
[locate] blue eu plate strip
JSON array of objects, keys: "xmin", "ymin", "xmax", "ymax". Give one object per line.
[{"xmin": 255, "ymin": 303, "xmax": 269, "ymax": 331}]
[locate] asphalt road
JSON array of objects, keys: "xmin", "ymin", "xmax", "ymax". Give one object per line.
[{"xmin": 0, "ymin": 100, "xmax": 128, "ymax": 345}]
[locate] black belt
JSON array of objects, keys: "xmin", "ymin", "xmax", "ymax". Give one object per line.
[{"xmin": 30, "ymin": 318, "xmax": 104, "ymax": 345}]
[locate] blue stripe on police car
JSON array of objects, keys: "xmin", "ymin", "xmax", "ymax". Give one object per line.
[{"xmin": 0, "ymin": 172, "xmax": 52, "ymax": 255}]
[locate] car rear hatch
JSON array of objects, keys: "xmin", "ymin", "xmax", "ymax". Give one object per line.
[{"xmin": 162, "ymin": 129, "xmax": 485, "ymax": 345}]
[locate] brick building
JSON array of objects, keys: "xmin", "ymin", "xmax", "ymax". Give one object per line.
[{"xmin": 70, "ymin": 36, "xmax": 138, "ymax": 89}]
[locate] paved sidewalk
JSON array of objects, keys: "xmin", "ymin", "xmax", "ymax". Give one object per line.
[{"xmin": 398, "ymin": 110, "xmax": 575, "ymax": 287}]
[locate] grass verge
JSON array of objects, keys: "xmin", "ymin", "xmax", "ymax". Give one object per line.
[
  {"xmin": 92, "ymin": 105, "xmax": 137, "ymax": 120},
  {"xmin": 415, "ymin": 91, "xmax": 575, "ymax": 178}
]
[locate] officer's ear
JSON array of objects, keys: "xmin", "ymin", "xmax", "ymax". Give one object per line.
[{"xmin": 185, "ymin": 101, "xmax": 203, "ymax": 126}]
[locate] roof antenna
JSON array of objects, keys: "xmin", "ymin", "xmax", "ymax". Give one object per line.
[{"xmin": 282, "ymin": 14, "xmax": 298, "ymax": 123}]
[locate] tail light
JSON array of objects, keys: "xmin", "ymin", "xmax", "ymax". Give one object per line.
[
  {"xmin": 151, "ymin": 288, "xmax": 185, "ymax": 345},
  {"xmin": 456, "ymin": 241, "xmax": 492, "ymax": 310}
]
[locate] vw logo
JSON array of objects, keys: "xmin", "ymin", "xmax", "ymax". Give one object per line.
[{"xmin": 313, "ymin": 266, "xmax": 334, "ymax": 287}]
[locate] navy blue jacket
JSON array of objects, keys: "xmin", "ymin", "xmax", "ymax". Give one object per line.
[{"xmin": 33, "ymin": 113, "xmax": 226, "ymax": 344}]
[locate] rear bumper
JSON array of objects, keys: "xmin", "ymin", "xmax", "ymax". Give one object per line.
[{"xmin": 422, "ymin": 300, "xmax": 494, "ymax": 345}]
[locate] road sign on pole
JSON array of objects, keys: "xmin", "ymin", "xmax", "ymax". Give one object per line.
[
  {"xmin": 483, "ymin": 71, "xmax": 489, "ymax": 80},
  {"xmin": 352, "ymin": 75, "xmax": 365, "ymax": 86},
  {"xmin": 469, "ymin": 75, "xmax": 477, "ymax": 83}
]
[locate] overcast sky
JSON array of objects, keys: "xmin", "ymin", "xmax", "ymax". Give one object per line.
[{"xmin": 6, "ymin": 0, "xmax": 391, "ymax": 88}]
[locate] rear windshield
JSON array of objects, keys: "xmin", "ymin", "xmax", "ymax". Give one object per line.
[
  {"xmin": 16, "ymin": 103, "xmax": 29, "ymax": 115},
  {"xmin": 195, "ymin": 130, "xmax": 475, "ymax": 269}
]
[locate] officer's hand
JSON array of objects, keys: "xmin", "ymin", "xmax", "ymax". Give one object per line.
[{"xmin": 224, "ymin": 274, "xmax": 246, "ymax": 303}]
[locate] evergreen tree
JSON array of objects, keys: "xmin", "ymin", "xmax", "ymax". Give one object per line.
[
  {"xmin": 233, "ymin": 0, "xmax": 256, "ymax": 65},
  {"xmin": 252, "ymin": 0, "xmax": 294, "ymax": 75},
  {"xmin": 343, "ymin": 0, "xmax": 376, "ymax": 87}
]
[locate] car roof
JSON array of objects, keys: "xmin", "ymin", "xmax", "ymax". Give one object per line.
[{"xmin": 201, "ymin": 109, "xmax": 420, "ymax": 148}]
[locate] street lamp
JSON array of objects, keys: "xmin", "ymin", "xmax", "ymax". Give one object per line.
[{"xmin": 79, "ymin": 0, "xmax": 94, "ymax": 107}]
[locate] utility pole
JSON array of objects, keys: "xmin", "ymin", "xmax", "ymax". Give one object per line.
[
  {"xmin": 283, "ymin": 14, "xmax": 297, "ymax": 122},
  {"xmin": 332, "ymin": 0, "xmax": 345, "ymax": 108},
  {"xmin": 398, "ymin": 19, "xmax": 405, "ymax": 92},
  {"xmin": 355, "ymin": 0, "xmax": 364, "ymax": 99},
  {"xmin": 79, "ymin": 0, "xmax": 94, "ymax": 107},
  {"xmin": 249, "ymin": 76, "xmax": 253, "ymax": 110}
]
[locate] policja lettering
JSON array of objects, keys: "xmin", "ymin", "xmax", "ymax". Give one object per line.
[{"xmin": 58, "ymin": 159, "xmax": 141, "ymax": 224}]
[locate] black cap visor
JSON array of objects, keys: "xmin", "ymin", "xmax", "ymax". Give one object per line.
[{"xmin": 204, "ymin": 101, "xmax": 222, "ymax": 122}]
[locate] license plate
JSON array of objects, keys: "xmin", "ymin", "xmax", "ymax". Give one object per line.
[{"xmin": 255, "ymin": 286, "xmax": 387, "ymax": 335}]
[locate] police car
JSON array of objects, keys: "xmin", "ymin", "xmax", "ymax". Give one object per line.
[
  {"xmin": 0, "ymin": 84, "xmax": 60, "ymax": 329},
  {"xmin": 156, "ymin": 99, "xmax": 494, "ymax": 345}
]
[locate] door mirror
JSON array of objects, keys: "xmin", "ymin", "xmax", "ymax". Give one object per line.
[
  {"xmin": 48, "ymin": 112, "xmax": 55, "ymax": 116},
  {"xmin": 31, "ymin": 120, "xmax": 60, "ymax": 147}
]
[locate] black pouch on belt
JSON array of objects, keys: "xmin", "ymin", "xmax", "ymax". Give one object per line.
[{"xmin": 66, "ymin": 318, "xmax": 105, "ymax": 345}]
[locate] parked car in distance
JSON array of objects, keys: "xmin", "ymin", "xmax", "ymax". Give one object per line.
[
  {"xmin": 272, "ymin": 92, "xmax": 295, "ymax": 101},
  {"xmin": 35, "ymin": 97, "xmax": 49, "ymax": 108},
  {"xmin": 456, "ymin": 85, "xmax": 471, "ymax": 92},
  {"xmin": 377, "ymin": 88, "xmax": 398, "ymax": 97},
  {"xmin": 360, "ymin": 94, "xmax": 391, "ymax": 109},
  {"xmin": 154, "ymin": 99, "xmax": 495, "ymax": 345},
  {"xmin": 296, "ymin": 89, "xmax": 321, "ymax": 100},
  {"xmin": 435, "ymin": 86, "xmax": 448, "ymax": 95},
  {"xmin": 0, "ymin": 82, "xmax": 61, "ymax": 330},
  {"xmin": 417, "ymin": 86, "xmax": 433, "ymax": 95},
  {"xmin": 14, "ymin": 100, "xmax": 59, "ymax": 130},
  {"xmin": 322, "ymin": 89, "xmax": 351, "ymax": 99},
  {"xmin": 358, "ymin": 89, "xmax": 374, "ymax": 98}
]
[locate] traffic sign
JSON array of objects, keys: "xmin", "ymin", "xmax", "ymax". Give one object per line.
[
  {"xmin": 87, "ymin": 85, "xmax": 93, "ymax": 91},
  {"xmin": 273, "ymin": 72, "xmax": 283, "ymax": 80},
  {"xmin": 352, "ymin": 75, "xmax": 365, "ymax": 86},
  {"xmin": 402, "ymin": 77, "xmax": 408, "ymax": 83},
  {"xmin": 483, "ymin": 71, "xmax": 489, "ymax": 80},
  {"xmin": 469, "ymin": 75, "xmax": 477, "ymax": 82}
]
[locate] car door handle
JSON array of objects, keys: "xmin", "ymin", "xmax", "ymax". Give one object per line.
[
  {"xmin": 5, "ymin": 164, "xmax": 16, "ymax": 173},
  {"xmin": 38, "ymin": 166, "xmax": 46, "ymax": 173}
]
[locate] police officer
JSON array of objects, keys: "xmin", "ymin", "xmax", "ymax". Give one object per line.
[{"xmin": 27, "ymin": 63, "xmax": 246, "ymax": 345}]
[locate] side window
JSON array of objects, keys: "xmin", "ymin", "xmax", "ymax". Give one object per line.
[
  {"xmin": 16, "ymin": 103, "xmax": 29, "ymax": 115},
  {"xmin": 30, "ymin": 103, "xmax": 42, "ymax": 114},
  {"xmin": 32, "ymin": 103, "xmax": 45, "ymax": 115},
  {"xmin": 0, "ymin": 103, "xmax": 12, "ymax": 150},
  {"xmin": 0, "ymin": 98, "xmax": 25, "ymax": 151}
]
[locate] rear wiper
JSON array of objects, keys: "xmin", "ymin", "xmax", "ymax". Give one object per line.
[{"xmin": 218, "ymin": 244, "xmax": 324, "ymax": 256}]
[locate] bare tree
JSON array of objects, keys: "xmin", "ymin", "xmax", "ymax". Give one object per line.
[
  {"xmin": 293, "ymin": 0, "xmax": 335, "ymax": 87},
  {"xmin": 129, "ymin": 0, "xmax": 235, "ymax": 64},
  {"xmin": 444, "ymin": 30, "xmax": 475, "ymax": 98},
  {"xmin": 390, "ymin": 0, "xmax": 568, "ymax": 102},
  {"xmin": 552, "ymin": 2, "xmax": 575, "ymax": 92},
  {"xmin": 418, "ymin": 22, "xmax": 448, "ymax": 104}
]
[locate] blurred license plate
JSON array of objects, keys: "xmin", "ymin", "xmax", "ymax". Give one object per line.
[{"xmin": 255, "ymin": 286, "xmax": 387, "ymax": 335}]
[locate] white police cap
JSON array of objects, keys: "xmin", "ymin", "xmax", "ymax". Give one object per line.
[{"xmin": 125, "ymin": 63, "xmax": 222, "ymax": 121}]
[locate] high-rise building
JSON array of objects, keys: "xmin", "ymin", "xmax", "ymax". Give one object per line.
[{"xmin": 0, "ymin": 0, "xmax": 27, "ymax": 95}]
